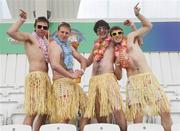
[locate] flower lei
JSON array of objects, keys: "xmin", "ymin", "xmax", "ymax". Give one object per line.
[
  {"xmin": 53, "ymin": 35, "xmax": 73, "ymax": 70},
  {"xmin": 93, "ymin": 37, "xmax": 111, "ymax": 62},
  {"xmin": 32, "ymin": 32, "xmax": 49, "ymax": 63},
  {"xmin": 114, "ymin": 38, "xmax": 129, "ymax": 68}
]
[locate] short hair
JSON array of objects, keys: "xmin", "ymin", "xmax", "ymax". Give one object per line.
[
  {"xmin": 93, "ymin": 20, "xmax": 110, "ymax": 33},
  {"xmin": 58, "ymin": 22, "xmax": 71, "ymax": 32},
  {"xmin": 34, "ymin": 16, "xmax": 49, "ymax": 29},
  {"xmin": 109, "ymin": 26, "xmax": 124, "ymax": 36}
]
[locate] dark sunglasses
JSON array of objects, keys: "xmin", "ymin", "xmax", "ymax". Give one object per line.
[
  {"xmin": 111, "ymin": 31, "xmax": 123, "ymax": 37},
  {"xmin": 61, "ymin": 31, "xmax": 69, "ymax": 35},
  {"xmin": 37, "ymin": 25, "xmax": 48, "ymax": 30}
]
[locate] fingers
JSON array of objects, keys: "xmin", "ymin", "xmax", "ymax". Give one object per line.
[
  {"xmin": 134, "ymin": 2, "xmax": 141, "ymax": 16},
  {"xmin": 19, "ymin": 9, "xmax": 27, "ymax": 19},
  {"xmin": 135, "ymin": 2, "xmax": 139, "ymax": 8},
  {"xmin": 123, "ymin": 19, "xmax": 132, "ymax": 26},
  {"xmin": 19, "ymin": 9, "xmax": 26, "ymax": 14}
]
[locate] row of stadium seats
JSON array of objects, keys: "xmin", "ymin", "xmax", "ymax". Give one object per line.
[
  {"xmin": 1, "ymin": 52, "xmax": 180, "ymax": 88},
  {"xmin": 1, "ymin": 123, "xmax": 180, "ymax": 131},
  {"xmin": 0, "ymin": 52, "xmax": 180, "ymax": 126}
]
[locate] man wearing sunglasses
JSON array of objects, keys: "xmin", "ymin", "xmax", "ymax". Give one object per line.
[
  {"xmin": 48, "ymin": 22, "xmax": 87, "ymax": 123},
  {"xmin": 7, "ymin": 10, "xmax": 51, "ymax": 131},
  {"xmin": 110, "ymin": 3, "xmax": 172, "ymax": 131},
  {"xmin": 80, "ymin": 20, "xmax": 127, "ymax": 131}
]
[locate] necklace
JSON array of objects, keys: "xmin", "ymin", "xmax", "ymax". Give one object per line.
[
  {"xmin": 114, "ymin": 39, "xmax": 129, "ymax": 68},
  {"xmin": 32, "ymin": 32, "xmax": 49, "ymax": 63},
  {"xmin": 93, "ymin": 37, "xmax": 111, "ymax": 62}
]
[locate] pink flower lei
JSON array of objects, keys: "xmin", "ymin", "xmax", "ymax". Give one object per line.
[
  {"xmin": 114, "ymin": 38, "xmax": 129, "ymax": 68},
  {"xmin": 93, "ymin": 37, "xmax": 111, "ymax": 62}
]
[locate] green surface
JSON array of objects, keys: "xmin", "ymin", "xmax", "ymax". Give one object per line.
[{"xmin": 0, "ymin": 22, "xmax": 131, "ymax": 54}]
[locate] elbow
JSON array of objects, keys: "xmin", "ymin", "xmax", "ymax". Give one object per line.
[
  {"xmin": 116, "ymin": 76, "xmax": 121, "ymax": 80},
  {"xmin": 6, "ymin": 30, "xmax": 16, "ymax": 38},
  {"xmin": 117, "ymin": 75, "xmax": 122, "ymax": 80},
  {"xmin": 145, "ymin": 22, "xmax": 153, "ymax": 31},
  {"xmin": 148, "ymin": 22, "xmax": 153, "ymax": 30},
  {"xmin": 51, "ymin": 63, "xmax": 58, "ymax": 71},
  {"xmin": 6, "ymin": 30, "xmax": 13, "ymax": 36},
  {"xmin": 115, "ymin": 73, "xmax": 122, "ymax": 80}
]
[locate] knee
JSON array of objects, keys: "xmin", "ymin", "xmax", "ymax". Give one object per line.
[
  {"xmin": 96, "ymin": 116, "xmax": 107, "ymax": 123},
  {"xmin": 23, "ymin": 115, "xmax": 36, "ymax": 126},
  {"xmin": 120, "ymin": 123, "xmax": 127, "ymax": 131}
]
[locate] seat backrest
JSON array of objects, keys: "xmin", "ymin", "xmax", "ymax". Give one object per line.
[
  {"xmin": 0, "ymin": 126, "xmax": 3, "ymax": 131},
  {"xmin": 128, "ymin": 123, "xmax": 164, "ymax": 131},
  {"xmin": 84, "ymin": 123, "xmax": 120, "ymax": 131},
  {"xmin": 2, "ymin": 124, "xmax": 32, "ymax": 131},
  {"xmin": 40, "ymin": 124, "xmax": 77, "ymax": 131},
  {"xmin": 171, "ymin": 124, "xmax": 180, "ymax": 131}
]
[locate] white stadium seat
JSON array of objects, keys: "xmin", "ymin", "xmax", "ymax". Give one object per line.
[
  {"xmin": 171, "ymin": 124, "xmax": 180, "ymax": 131},
  {"xmin": 40, "ymin": 124, "xmax": 77, "ymax": 131},
  {"xmin": 2, "ymin": 124, "xmax": 32, "ymax": 131},
  {"xmin": 84, "ymin": 123, "xmax": 120, "ymax": 131},
  {"xmin": 128, "ymin": 123, "xmax": 164, "ymax": 131}
]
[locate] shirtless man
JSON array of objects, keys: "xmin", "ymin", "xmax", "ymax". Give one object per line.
[
  {"xmin": 48, "ymin": 22, "xmax": 87, "ymax": 123},
  {"xmin": 80, "ymin": 20, "xmax": 127, "ymax": 131},
  {"xmin": 110, "ymin": 3, "xmax": 172, "ymax": 131},
  {"xmin": 7, "ymin": 10, "xmax": 51, "ymax": 131}
]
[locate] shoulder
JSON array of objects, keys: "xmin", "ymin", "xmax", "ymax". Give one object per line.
[
  {"xmin": 49, "ymin": 40, "xmax": 58, "ymax": 46},
  {"xmin": 49, "ymin": 40, "xmax": 62, "ymax": 50}
]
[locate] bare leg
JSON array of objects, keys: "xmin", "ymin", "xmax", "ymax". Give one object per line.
[
  {"xmin": 23, "ymin": 114, "xmax": 36, "ymax": 127},
  {"xmin": 63, "ymin": 118, "xmax": 70, "ymax": 123},
  {"xmin": 80, "ymin": 117, "xmax": 91, "ymax": 131},
  {"xmin": 95, "ymin": 92, "xmax": 107, "ymax": 123},
  {"xmin": 34, "ymin": 114, "xmax": 47, "ymax": 131},
  {"xmin": 134, "ymin": 111, "xmax": 143, "ymax": 123},
  {"xmin": 159, "ymin": 111, "xmax": 172, "ymax": 131},
  {"xmin": 113, "ymin": 110, "xmax": 127, "ymax": 131}
]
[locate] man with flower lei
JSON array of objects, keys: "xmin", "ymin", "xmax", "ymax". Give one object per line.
[
  {"xmin": 48, "ymin": 22, "xmax": 88, "ymax": 123},
  {"xmin": 7, "ymin": 9, "xmax": 51, "ymax": 131},
  {"xmin": 110, "ymin": 3, "xmax": 172, "ymax": 131},
  {"xmin": 80, "ymin": 20, "xmax": 127, "ymax": 131}
]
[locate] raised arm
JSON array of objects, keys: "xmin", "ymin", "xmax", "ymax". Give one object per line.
[
  {"xmin": 127, "ymin": 3, "xmax": 152, "ymax": 41},
  {"xmin": 6, "ymin": 9, "xmax": 30, "ymax": 42},
  {"xmin": 124, "ymin": 19, "xmax": 143, "ymax": 45}
]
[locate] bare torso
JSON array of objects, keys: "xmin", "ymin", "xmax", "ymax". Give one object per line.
[
  {"xmin": 51, "ymin": 44, "xmax": 73, "ymax": 80},
  {"xmin": 126, "ymin": 41, "xmax": 152, "ymax": 77},
  {"xmin": 92, "ymin": 42, "xmax": 115, "ymax": 76},
  {"xmin": 24, "ymin": 35, "xmax": 48, "ymax": 73}
]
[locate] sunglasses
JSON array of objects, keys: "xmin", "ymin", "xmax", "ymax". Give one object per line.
[
  {"xmin": 60, "ymin": 31, "xmax": 69, "ymax": 35},
  {"xmin": 97, "ymin": 26, "xmax": 107, "ymax": 32},
  {"xmin": 111, "ymin": 31, "xmax": 123, "ymax": 37},
  {"xmin": 37, "ymin": 25, "xmax": 48, "ymax": 30}
]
